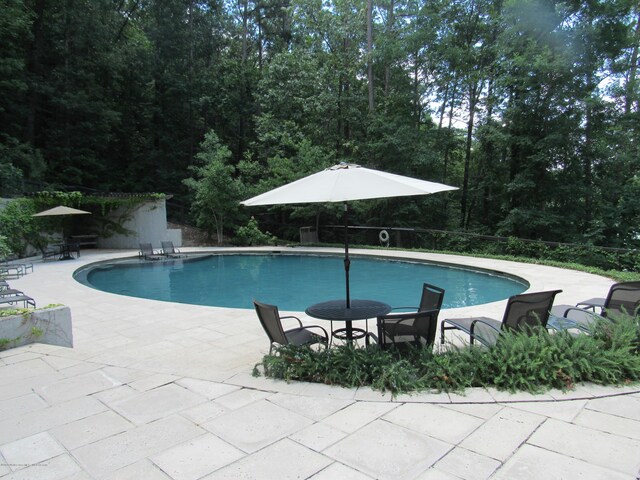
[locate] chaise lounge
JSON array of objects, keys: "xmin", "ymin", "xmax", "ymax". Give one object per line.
[{"xmin": 440, "ymin": 290, "xmax": 562, "ymax": 347}]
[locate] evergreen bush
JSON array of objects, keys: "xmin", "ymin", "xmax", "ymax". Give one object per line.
[{"xmin": 255, "ymin": 314, "xmax": 640, "ymax": 396}]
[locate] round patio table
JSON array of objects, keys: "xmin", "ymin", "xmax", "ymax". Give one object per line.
[{"xmin": 305, "ymin": 299, "xmax": 391, "ymax": 343}]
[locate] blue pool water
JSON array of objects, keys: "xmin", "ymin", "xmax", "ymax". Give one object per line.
[{"xmin": 76, "ymin": 254, "xmax": 528, "ymax": 311}]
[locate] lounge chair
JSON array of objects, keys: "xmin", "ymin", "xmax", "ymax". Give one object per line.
[
  {"xmin": 139, "ymin": 243, "xmax": 163, "ymax": 261},
  {"xmin": 0, "ymin": 263, "xmax": 25, "ymax": 278},
  {"xmin": 549, "ymin": 281, "xmax": 640, "ymax": 332},
  {"xmin": 440, "ymin": 289, "xmax": 562, "ymax": 347},
  {"xmin": 0, "ymin": 290, "xmax": 36, "ymax": 308},
  {"xmin": 161, "ymin": 241, "xmax": 185, "ymax": 258},
  {"xmin": 1, "ymin": 260, "xmax": 33, "ymax": 275},
  {"xmin": 254, "ymin": 300, "xmax": 329, "ymax": 354},
  {"xmin": 367, "ymin": 283, "xmax": 445, "ymax": 349}
]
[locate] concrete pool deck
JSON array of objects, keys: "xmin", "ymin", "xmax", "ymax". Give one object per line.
[{"xmin": 0, "ymin": 247, "xmax": 639, "ymax": 479}]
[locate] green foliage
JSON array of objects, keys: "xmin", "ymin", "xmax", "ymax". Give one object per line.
[
  {"xmin": 30, "ymin": 327, "xmax": 44, "ymax": 338},
  {"xmin": 256, "ymin": 315, "xmax": 640, "ymax": 396},
  {"xmin": 183, "ymin": 131, "xmax": 244, "ymax": 244},
  {"xmin": 0, "ymin": 198, "xmax": 46, "ymax": 255},
  {"xmin": 235, "ymin": 217, "xmax": 277, "ymax": 246}
]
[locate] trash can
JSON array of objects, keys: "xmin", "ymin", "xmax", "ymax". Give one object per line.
[{"xmin": 299, "ymin": 227, "xmax": 318, "ymax": 244}]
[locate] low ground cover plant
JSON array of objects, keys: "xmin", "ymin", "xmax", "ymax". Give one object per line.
[{"xmin": 254, "ymin": 314, "xmax": 640, "ymax": 396}]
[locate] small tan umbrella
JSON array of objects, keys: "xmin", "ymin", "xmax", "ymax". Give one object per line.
[
  {"xmin": 32, "ymin": 206, "xmax": 92, "ymax": 256},
  {"xmin": 32, "ymin": 206, "xmax": 91, "ymax": 217}
]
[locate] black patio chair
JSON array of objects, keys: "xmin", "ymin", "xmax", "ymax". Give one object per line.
[
  {"xmin": 549, "ymin": 281, "xmax": 640, "ymax": 333},
  {"xmin": 253, "ymin": 300, "xmax": 329, "ymax": 354},
  {"xmin": 392, "ymin": 282, "xmax": 445, "ymax": 314},
  {"xmin": 371, "ymin": 309, "xmax": 440, "ymax": 350},
  {"xmin": 161, "ymin": 241, "xmax": 185, "ymax": 258},
  {"xmin": 440, "ymin": 289, "xmax": 562, "ymax": 347},
  {"xmin": 139, "ymin": 243, "xmax": 163, "ymax": 261},
  {"xmin": 367, "ymin": 283, "xmax": 445, "ymax": 349},
  {"xmin": 0, "ymin": 290, "xmax": 36, "ymax": 308}
]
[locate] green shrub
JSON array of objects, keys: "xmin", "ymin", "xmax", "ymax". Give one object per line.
[
  {"xmin": 235, "ymin": 217, "xmax": 277, "ymax": 246},
  {"xmin": 255, "ymin": 315, "xmax": 640, "ymax": 396}
]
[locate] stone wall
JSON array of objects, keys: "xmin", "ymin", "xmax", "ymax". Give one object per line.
[{"xmin": 0, "ymin": 306, "xmax": 73, "ymax": 351}]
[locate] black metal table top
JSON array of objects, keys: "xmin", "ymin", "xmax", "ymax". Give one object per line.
[{"xmin": 305, "ymin": 299, "xmax": 391, "ymax": 321}]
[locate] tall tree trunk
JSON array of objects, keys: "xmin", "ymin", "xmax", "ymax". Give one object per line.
[
  {"xmin": 460, "ymin": 81, "xmax": 479, "ymax": 229},
  {"xmin": 442, "ymin": 76, "xmax": 458, "ymax": 183},
  {"xmin": 188, "ymin": 0, "xmax": 195, "ymax": 164},
  {"xmin": 366, "ymin": 0, "xmax": 374, "ymax": 113},
  {"xmin": 625, "ymin": 10, "xmax": 640, "ymax": 115},
  {"xmin": 26, "ymin": 0, "xmax": 46, "ymax": 148},
  {"xmin": 384, "ymin": 0, "xmax": 394, "ymax": 96}
]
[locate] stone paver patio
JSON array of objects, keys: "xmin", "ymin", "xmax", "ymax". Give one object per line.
[{"xmin": 1, "ymin": 247, "xmax": 639, "ymax": 480}]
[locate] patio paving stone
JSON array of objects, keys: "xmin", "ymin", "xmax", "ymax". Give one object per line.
[
  {"xmin": 0, "ymin": 396, "xmax": 107, "ymax": 445},
  {"xmin": 324, "ymin": 419, "xmax": 452, "ymax": 480},
  {"xmin": 0, "ymin": 432, "xmax": 64, "ymax": 471},
  {"xmin": 0, "ymin": 453, "xmax": 82, "ymax": 480},
  {"xmin": 128, "ymin": 373, "xmax": 179, "ymax": 392},
  {"xmin": 585, "ymin": 394, "xmax": 640, "ymax": 422},
  {"xmin": 506, "ymin": 398, "xmax": 587, "ymax": 422},
  {"xmin": 201, "ymin": 438, "xmax": 331, "ymax": 480},
  {"xmin": 103, "ymin": 459, "xmax": 171, "ymax": 480},
  {"xmin": 383, "ymin": 403, "xmax": 484, "ymax": 444},
  {"xmin": 321, "ymin": 401, "xmax": 398, "ymax": 433},
  {"xmin": 459, "ymin": 406, "xmax": 544, "ymax": 461},
  {"xmin": 36, "ymin": 369, "xmax": 122, "ymax": 404},
  {"xmin": 71, "ymin": 415, "xmax": 204, "ymax": 477},
  {"xmin": 309, "ymin": 462, "xmax": 375, "ymax": 479},
  {"xmin": 0, "ymin": 393, "xmax": 48, "ymax": 421},
  {"xmin": 492, "ymin": 444, "xmax": 631, "ymax": 480},
  {"xmin": 440, "ymin": 402, "xmax": 503, "ymax": 419},
  {"xmin": 175, "ymin": 378, "xmax": 241, "ymax": 399},
  {"xmin": 179, "ymin": 401, "xmax": 229, "ymax": 425},
  {"xmin": 432, "ymin": 446, "xmax": 501, "ymax": 480},
  {"xmin": 414, "ymin": 469, "xmax": 461, "ymax": 480},
  {"xmin": 527, "ymin": 418, "xmax": 640, "ymax": 476},
  {"xmin": 572, "ymin": 408, "xmax": 640, "ymax": 440},
  {"xmin": 289, "ymin": 421, "xmax": 348, "ymax": 452},
  {"xmin": 0, "ymin": 358, "xmax": 56, "ymax": 383},
  {"xmin": 150, "ymin": 433, "xmax": 245, "ymax": 480},
  {"xmin": 108, "ymin": 383, "xmax": 206, "ymax": 425},
  {"xmin": 267, "ymin": 392, "xmax": 354, "ymax": 421},
  {"xmin": 202, "ymin": 399, "xmax": 314, "ymax": 453},
  {"xmin": 212, "ymin": 387, "xmax": 272, "ymax": 410},
  {"xmin": 50, "ymin": 411, "xmax": 132, "ymax": 451}
]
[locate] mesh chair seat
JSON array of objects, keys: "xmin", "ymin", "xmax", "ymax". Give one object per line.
[{"xmin": 441, "ymin": 290, "xmax": 562, "ymax": 347}]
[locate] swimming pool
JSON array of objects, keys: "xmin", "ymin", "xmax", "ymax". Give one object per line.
[{"xmin": 75, "ymin": 253, "xmax": 528, "ymax": 311}]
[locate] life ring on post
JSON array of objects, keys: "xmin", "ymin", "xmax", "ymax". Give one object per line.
[{"xmin": 379, "ymin": 229, "xmax": 390, "ymax": 247}]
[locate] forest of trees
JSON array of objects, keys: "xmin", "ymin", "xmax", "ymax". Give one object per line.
[{"xmin": 1, "ymin": 0, "xmax": 639, "ymax": 247}]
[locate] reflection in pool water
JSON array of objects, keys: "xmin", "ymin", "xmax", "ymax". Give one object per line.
[{"xmin": 75, "ymin": 254, "xmax": 528, "ymax": 311}]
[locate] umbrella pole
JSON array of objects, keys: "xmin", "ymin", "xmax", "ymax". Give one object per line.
[{"xmin": 344, "ymin": 203, "xmax": 351, "ymax": 308}]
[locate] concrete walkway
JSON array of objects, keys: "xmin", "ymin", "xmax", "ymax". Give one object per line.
[{"xmin": 1, "ymin": 248, "xmax": 639, "ymax": 480}]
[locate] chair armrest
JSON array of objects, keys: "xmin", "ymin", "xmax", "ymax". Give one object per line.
[
  {"xmin": 280, "ymin": 315, "xmax": 303, "ymax": 327},
  {"xmin": 305, "ymin": 324, "xmax": 329, "ymax": 341},
  {"xmin": 560, "ymin": 307, "xmax": 603, "ymax": 332},
  {"xmin": 469, "ymin": 317, "xmax": 501, "ymax": 337},
  {"xmin": 365, "ymin": 332, "xmax": 378, "ymax": 346}
]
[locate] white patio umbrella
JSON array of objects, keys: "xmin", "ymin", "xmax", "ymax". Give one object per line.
[{"xmin": 241, "ymin": 163, "xmax": 458, "ymax": 307}]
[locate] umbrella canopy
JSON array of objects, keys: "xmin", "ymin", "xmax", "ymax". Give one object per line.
[
  {"xmin": 241, "ymin": 163, "xmax": 457, "ymax": 206},
  {"xmin": 241, "ymin": 163, "xmax": 457, "ymax": 307},
  {"xmin": 32, "ymin": 206, "xmax": 91, "ymax": 217}
]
